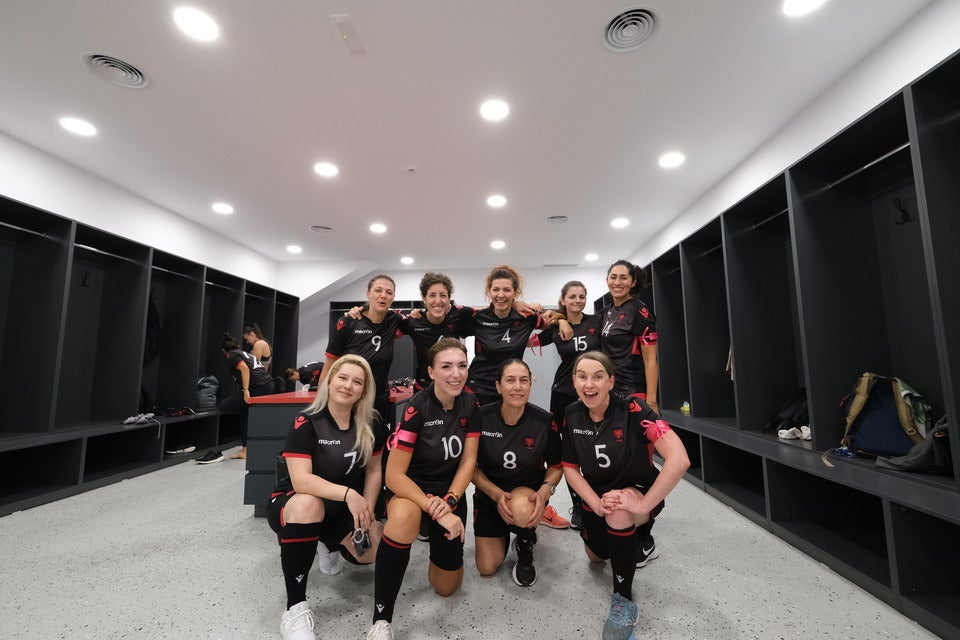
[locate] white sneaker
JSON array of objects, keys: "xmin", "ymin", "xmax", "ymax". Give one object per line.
[
  {"xmin": 317, "ymin": 548, "xmax": 344, "ymax": 575},
  {"xmin": 280, "ymin": 601, "xmax": 316, "ymax": 640},
  {"xmin": 366, "ymin": 620, "xmax": 394, "ymax": 640}
]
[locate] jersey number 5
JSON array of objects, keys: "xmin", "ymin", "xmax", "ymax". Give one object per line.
[{"xmin": 594, "ymin": 444, "xmax": 611, "ymax": 468}]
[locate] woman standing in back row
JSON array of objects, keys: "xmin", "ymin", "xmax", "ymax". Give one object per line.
[
  {"xmin": 599, "ymin": 260, "xmax": 659, "ymax": 412},
  {"xmin": 531, "ymin": 280, "xmax": 602, "ymax": 529}
]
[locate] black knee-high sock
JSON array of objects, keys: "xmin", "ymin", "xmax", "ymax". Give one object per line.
[
  {"xmin": 280, "ymin": 522, "xmax": 321, "ymax": 609},
  {"xmin": 509, "ymin": 525, "xmax": 537, "ymax": 544},
  {"xmin": 373, "ymin": 534, "xmax": 411, "ymax": 623},
  {"xmin": 607, "ymin": 524, "xmax": 637, "ymax": 600}
]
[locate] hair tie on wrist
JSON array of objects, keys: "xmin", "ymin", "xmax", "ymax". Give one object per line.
[{"xmin": 343, "ymin": 487, "xmax": 351, "ymax": 502}]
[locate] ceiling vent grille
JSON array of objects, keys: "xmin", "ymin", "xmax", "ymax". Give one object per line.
[
  {"xmin": 83, "ymin": 54, "xmax": 148, "ymax": 88},
  {"xmin": 603, "ymin": 8, "xmax": 659, "ymax": 52}
]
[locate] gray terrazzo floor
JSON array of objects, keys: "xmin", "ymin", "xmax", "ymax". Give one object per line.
[{"xmin": 0, "ymin": 448, "xmax": 939, "ymax": 640}]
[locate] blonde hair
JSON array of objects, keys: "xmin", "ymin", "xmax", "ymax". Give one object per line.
[{"xmin": 306, "ymin": 355, "xmax": 377, "ymax": 465}]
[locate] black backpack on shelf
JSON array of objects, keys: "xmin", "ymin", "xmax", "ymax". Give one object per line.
[
  {"xmin": 875, "ymin": 415, "xmax": 951, "ymax": 474},
  {"xmin": 763, "ymin": 388, "xmax": 808, "ymax": 433},
  {"xmin": 840, "ymin": 372, "xmax": 932, "ymax": 457}
]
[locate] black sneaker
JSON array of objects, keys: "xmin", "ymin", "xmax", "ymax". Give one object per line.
[
  {"xmin": 637, "ymin": 534, "xmax": 659, "ymax": 568},
  {"xmin": 512, "ymin": 536, "xmax": 537, "ymax": 587},
  {"xmin": 196, "ymin": 450, "xmax": 224, "ymax": 464},
  {"xmin": 569, "ymin": 494, "xmax": 584, "ymax": 530}
]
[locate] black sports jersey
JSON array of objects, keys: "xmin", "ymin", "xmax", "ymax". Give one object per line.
[
  {"xmin": 462, "ymin": 307, "xmax": 542, "ymax": 400},
  {"xmin": 274, "ymin": 407, "xmax": 386, "ymax": 494},
  {"xmin": 397, "ymin": 306, "xmax": 474, "ymax": 389},
  {"xmin": 392, "ymin": 384, "xmax": 481, "ymax": 496},
  {"xmin": 561, "ymin": 395, "xmax": 665, "ymax": 495},
  {"xmin": 535, "ymin": 314, "xmax": 603, "ymax": 397},
  {"xmin": 325, "ymin": 312, "xmax": 403, "ymax": 402},
  {"xmin": 296, "ymin": 362, "xmax": 323, "ymax": 390},
  {"xmin": 476, "ymin": 401, "xmax": 560, "ymax": 492},
  {"xmin": 599, "ymin": 298, "xmax": 657, "ymax": 396},
  {"xmin": 225, "ymin": 349, "xmax": 271, "ymax": 389}
]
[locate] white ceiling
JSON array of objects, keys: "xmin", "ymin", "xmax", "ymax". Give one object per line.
[{"xmin": 0, "ymin": 0, "xmax": 935, "ymax": 272}]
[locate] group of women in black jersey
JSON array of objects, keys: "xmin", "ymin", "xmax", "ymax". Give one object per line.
[{"xmin": 267, "ymin": 261, "xmax": 690, "ymax": 640}]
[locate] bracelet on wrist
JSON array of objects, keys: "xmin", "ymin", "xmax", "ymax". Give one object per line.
[{"xmin": 343, "ymin": 487, "xmax": 351, "ymax": 502}]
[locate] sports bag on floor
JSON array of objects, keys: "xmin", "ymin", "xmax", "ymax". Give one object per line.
[{"xmin": 840, "ymin": 372, "xmax": 932, "ymax": 457}]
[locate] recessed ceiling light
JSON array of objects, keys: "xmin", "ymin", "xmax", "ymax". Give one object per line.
[
  {"xmin": 211, "ymin": 202, "xmax": 234, "ymax": 215},
  {"xmin": 487, "ymin": 194, "xmax": 507, "ymax": 208},
  {"xmin": 782, "ymin": 0, "xmax": 827, "ymax": 17},
  {"xmin": 59, "ymin": 116, "xmax": 97, "ymax": 136},
  {"xmin": 490, "ymin": 240, "xmax": 506, "ymax": 250},
  {"xmin": 585, "ymin": 253, "xmax": 599, "ymax": 262},
  {"xmin": 611, "ymin": 218, "xmax": 630, "ymax": 229},
  {"xmin": 313, "ymin": 162, "xmax": 339, "ymax": 177},
  {"xmin": 286, "ymin": 244, "xmax": 303, "ymax": 254},
  {"xmin": 480, "ymin": 99, "xmax": 510, "ymax": 122},
  {"xmin": 370, "ymin": 223, "xmax": 387, "ymax": 234},
  {"xmin": 400, "ymin": 256, "xmax": 414, "ymax": 265},
  {"xmin": 658, "ymin": 151, "xmax": 685, "ymax": 169},
  {"xmin": 173, "ymin": 7, "xmax": 220, "ymax": 41}
]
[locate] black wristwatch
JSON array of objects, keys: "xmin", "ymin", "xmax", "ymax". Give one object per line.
[{"xmin": 444, "ymin": 493, "xmax": 459, "ymax": 508}]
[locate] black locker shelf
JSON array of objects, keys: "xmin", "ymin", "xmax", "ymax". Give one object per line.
[{"xmin": 701, "ymin": 437, "xmax": 766, "ymax": 525}]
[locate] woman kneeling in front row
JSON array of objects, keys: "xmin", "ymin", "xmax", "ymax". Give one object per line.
[
  {"xmin": 473, "ymin": 358, "xmax": 563, "ymax": 587},
  {"xmin": 562, "ymin": 351, "xmax": 689, "ymax": 640},
  {"xmin": 367, "ymin": 337, "xmax": 480, "ymax": 640},
  {"xmin": 267, "ymin": 354, "xmax": 385, "ymax": 640}
]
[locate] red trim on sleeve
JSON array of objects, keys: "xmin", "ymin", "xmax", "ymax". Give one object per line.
[
  {"xmin": 561, "ymin": 461, "xmax": 580, "ymax": 469},
  {"xmin": 282, "ymin": 452, "xmax": 312, "ymax": 460}
]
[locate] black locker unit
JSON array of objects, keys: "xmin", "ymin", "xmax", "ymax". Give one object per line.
[
  {"xmin": 650, "ymin": 46, "xmax": 960, "ymax": 638},
  {"xmin": 274, "ymin": 292, "xmax": 301, "ymax": 389},
  {"xmin": 0, "ymin": 197, "xmax": 299, "ymax": 516}
]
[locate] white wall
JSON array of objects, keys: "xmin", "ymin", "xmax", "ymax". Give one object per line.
[
  {"xmin": 630, "ymin": 0, "xmax": 960, "ymax": 266},
  {"xmin": 0, "ymin": 130, "xmax": 279, "ymax": 286}
]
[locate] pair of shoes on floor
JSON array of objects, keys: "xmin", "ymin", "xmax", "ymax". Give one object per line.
[
  {"xmin": 778, "ymin": 425, "xmax": 812, "ymax": 440},
  {"xmin": 317, "ymin": 548, "xmax": 345, "ymax": 575},
  {"xmin": 601, "ymin": 592, "xmax": 639, "ymax": 640},
  {"xmin": 164, "ymin": 444, "xmax": 196, "ymax": 455},
  {"xmin": 637, "ymin": 534, "xmax": 659, "ymax": 568},
  {"xmin": 512, "ymin": 535, "xmax": 537, "ymax": 587},
  {"xmin": 539, "ymin": 504, "xmax": 571, "ymax": 529},
  {"xmin": 366, "ymin": 620, "xmax": 394, "ymax": 640},
  {"xmin": 195, "ymin": 450, "xmax": 224, "ymax": 464},
  {"xmin": 280, "ymin": 601, "xmax": 316, "ymax": 640},
  {"xmin": 122, "ymin": 412, "xmax": 155, "ymax": 425}
]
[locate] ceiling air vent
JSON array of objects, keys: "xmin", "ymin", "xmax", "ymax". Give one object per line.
[
  {"xmin": 603, "ymin": 8, "xmax": 659, "ymax": 52},
  {"xmin": 83, "ymin": 53, "xmax": 148, "ymax": 88},
  {"xmin": 310, "ymin": 225, "xmax": 335, "ymax": 233}
]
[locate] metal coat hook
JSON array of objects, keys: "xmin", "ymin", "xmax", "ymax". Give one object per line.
[{"xmin": 894, "ymin": 197, "xmax": 913, "ymax": 225}]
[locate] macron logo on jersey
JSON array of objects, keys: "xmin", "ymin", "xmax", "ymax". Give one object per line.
[
  {"xmin": 423, "ymin": 419, "xmax": 444, "ymax": 427},
  {"xmin": 572, "ymin": 428, "xmax": 594, "ymax": 436},
  {"xmin": 640, "ymin": 307, "xmax": 650, "ymax": 318},
  {"xmin": 481, "ymin": 430, "xmax": 503, "ymax": 438},
  {"xmin": 404, "ymin": 406, "xmax": 418, "ymax": 422},
  {"xmin": 317, "ymin": 438, "xmax": 341, "ymax": 446},
  {"xmin": 336, "ymin": 319, "xmax": 345, "ymax": 331},
  {"xmin": 294, "ymin": 415, "xmax": 309, "ymax": 430}
]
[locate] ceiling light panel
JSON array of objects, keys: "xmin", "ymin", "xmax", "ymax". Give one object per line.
[
  {"xmin": 59, "ymin": 117, "xmax": 97, "ymax": 136},
  {"xmin": 480, "ymin": 99, "xmax": 509, "ymax": 122},
  {"xmin": 174, "ymin": 7, "xmax": 220, "ymax": 41}
]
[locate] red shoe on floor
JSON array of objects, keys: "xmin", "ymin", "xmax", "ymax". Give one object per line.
[{"xmin": 539, "ymin": 505, "xmax": 571, "ymax": 529}]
